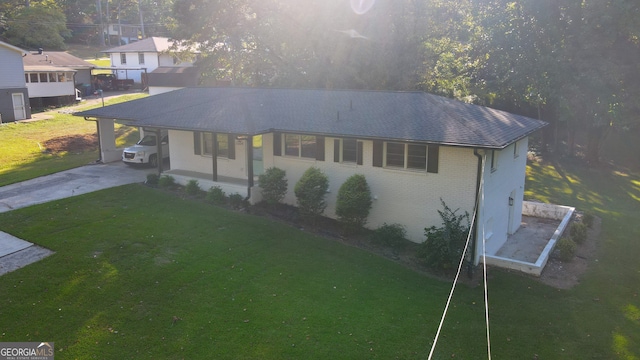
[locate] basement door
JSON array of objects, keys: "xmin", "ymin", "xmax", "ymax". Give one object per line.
[{"xmin": 12, "ymin": 93, "xmax": 26, "ymax": 120}]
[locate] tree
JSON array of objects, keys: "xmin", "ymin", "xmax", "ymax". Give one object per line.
[{"xmin": 4, "ymin": 5, "xmax": 70, "ymax": 49}]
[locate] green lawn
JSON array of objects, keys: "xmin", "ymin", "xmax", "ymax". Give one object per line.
[
  {"xmin": 0, "ymin": 157, "xmax": 638, "ymax": 358},
  {"xmin": 0, "ymin": 94, "xmax": 147, "ymax": 187}
]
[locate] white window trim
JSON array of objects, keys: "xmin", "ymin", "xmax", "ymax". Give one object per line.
[
  {"xmin": 339, "ymin": 138, "xmax": 360, "ymax": 164},
  {"xmin": 383, "ymin": 142, "xmax": 428, "ymax": 171},
  {"xmin": 283, "ymin": 133, "xmax": 316, "ymax": 159},
  {"xmin": 201, "ymin": 133, "xmax": 230, "ymax": 158}
]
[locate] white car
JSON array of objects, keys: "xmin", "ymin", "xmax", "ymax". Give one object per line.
[{"xmin": 122, "ymin": 133, "xmax": 169, "ymax": 167}]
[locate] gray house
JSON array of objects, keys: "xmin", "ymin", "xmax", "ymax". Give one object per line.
[{"xmin": 0, "ymin": 41, "xmax": 30, "ymax": 122}]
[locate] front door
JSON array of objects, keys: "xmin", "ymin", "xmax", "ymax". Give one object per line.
[{"xmin": 12, "ymin": 93, "xmax": 26, "ymax": 120}]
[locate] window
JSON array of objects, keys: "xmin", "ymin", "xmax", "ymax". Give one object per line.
[
  {"xmin": 284, "ymin": 134, "xmax": 316, "ymax": 159},
  {"xmin": 29, "ymin": 73, "xmax": 38, "ymax": 83},
  {"xmin": 201, "ymin": 133, "xmax": 231, "ymax": 158},
  {"xmin": 138, "ymin": 52, "xmax": 145, "ymax": 64},
  {"xmin": 25, "ymin": 74, "xmax": 29, "ymax": 83},
  {"xmin": 57, "ymin": 73, "xmax": 66, "ymax": 82},
  {"xmin": 373, "ymin": 141, "xmax": 439, "ymax": 173},
  {"xmin": 39, "ymin": 73, "xmax": 48, "ymax": 83},
  {"xmin": 120, "ymin": 53, "xmax": 127, "ymax": 64},
  {"xmin": 334, "ymin": 138, "xmax": 363, "ymax": 165},
  {"xmin": 342, "ymin": 139, "xmax": 357, "ymax": 163},
  {"xmin": 490, "ymin": 150, "xmax": 498, "ymax": 172},
  {"xmin": 48, "ymin": 73, "xmax": 57, "ymax": 82},
  {"xmin": 216, "ymin": 133, "xmax": 229, "ymax": 157}
]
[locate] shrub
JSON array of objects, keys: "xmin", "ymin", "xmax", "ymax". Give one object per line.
[
  {"xmin": 372, "ymin": 223, "xmax": 406, "ymax": 248},
  {"xmin": 336, "ymin": 174, "xmax": 372, "ymax": 233},
  {"xmin": 228, "ymin": 193, "xmax": 246, "ymax": 210},
  {"xmin": 158, "ymin": 175, "xmax": 176, "ymax": 189},
  {"xmin": 185, "ymin": 179, "xmax": 201, "ymax": 196},
  {"xmin": 419, "ymin": 199, "xmax": 470, "ymax": 270},
  {"xmin": 294, "ymin": 167, "xmax": 329, "ymax": 224},
  {"xmin": 206, "ymin": 186, "xmax": 226, "ymax": 205},
  {"xmin": 569, "ymin": 222, "xmax": 588, "ymax": 244},
  {"xmin": 555, "ymin": 237, "xmax": 577, "ymax": 262},
  {"xmin": 145, "ymin": 173, "xmax": 159, "ymax": 185},
  {"xmin": 582, "ymin": 212, "xmax": 595, "ymax": 228},
  {"xmin": 258, "ymin": 167, "xmax": 288, "ymax": 206}
]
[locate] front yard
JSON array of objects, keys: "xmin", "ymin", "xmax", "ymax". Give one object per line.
[{"xmin": 0, "ymin": 157, "xmax": 638, "ymax": 358}]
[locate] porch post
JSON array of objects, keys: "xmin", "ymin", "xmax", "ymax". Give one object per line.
[
  {"xmin": 154, "ymin": 129, "xmax": 163, "ymax": 175},
  {"xmin": 211, "ymin": 132, "xmax": 218, "ymax": 182},
  {"xmin": 247, "ymin": 135, "xmax": 254, "ymax": 187}
]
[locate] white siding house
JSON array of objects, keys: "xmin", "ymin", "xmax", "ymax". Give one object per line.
[
  {"xmin": 103, "ymin": 37, "xmax": 197, "ymax": 85},
  {"xmin": 77, "ymin": 87, "xmax": 547, "ymax": 266},
  {"xmin": 0, "ymin": 41, "xmax": 30, "ymax": 122}
]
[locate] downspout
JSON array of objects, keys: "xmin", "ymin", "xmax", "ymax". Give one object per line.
[{"xmin": 469, "ymin": 148, "xmax": 485, "ymax": 278}]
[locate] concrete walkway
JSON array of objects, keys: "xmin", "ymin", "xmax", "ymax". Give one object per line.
[{"xmin": 0, "ymin": 162, "xmax": 153, "ymax": 275}]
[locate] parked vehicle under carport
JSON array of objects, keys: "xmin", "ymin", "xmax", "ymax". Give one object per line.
[{"xmin": 122, "ymin": 133, "xmax": 169, "ymax": 167}]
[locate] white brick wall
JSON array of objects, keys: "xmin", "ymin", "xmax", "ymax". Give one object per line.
[{"xmin": 167, "ymin": 131, "xmax": 529, "ymax": 247}]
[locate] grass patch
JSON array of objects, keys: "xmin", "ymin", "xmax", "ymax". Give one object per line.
[
  {"xmin": 0, "ymin": 94, "xmax": 146, "ymax": 186},
  {"xmin": 85, "ymin": 58, "xmax": 113, "ymax": 75},
  {"xmin": 0, "ymin": 165, "xmax": 638, "ymax": 358}
]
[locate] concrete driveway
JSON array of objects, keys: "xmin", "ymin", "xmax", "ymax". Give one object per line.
[
  {"xmin": 0, "ymin": 162, "xmax": 153, "ymax": 275},
  {"xmin": 0, "ymin": 162, "xmax": 153, "ymax": 213}
]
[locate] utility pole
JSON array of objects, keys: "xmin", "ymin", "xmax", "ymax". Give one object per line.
[
  {"xmin": 106, "ymin": 0, "xmax": 110, "ymax": 46},
  {"xmin": 117, "ymin": 0, "xmax": 122, "ymax": 45},
  {"xmin": 137, "ymin": 0, "xmax": 146, "ymax": 39},
  {"xmin": 97, "ymin": 0, "xmax": 105, "ymax": 47}
]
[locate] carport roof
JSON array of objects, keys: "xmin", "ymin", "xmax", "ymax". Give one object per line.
[{"xmin": 76, "ymin": 87, "xmax": 547, "ymax": 149}]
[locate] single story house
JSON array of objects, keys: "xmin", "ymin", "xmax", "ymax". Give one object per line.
[
  {"xmin": 0, "ymin": 40, "xmax": 31, "ymax": 122},
  {"xmin": 23, "ymin": 50, "xmax": 94, "ymax": 106},
  {"xmin": 102, "ymin": 37, "xmax": 198, "ymax": 85},
  {"xmin": 77, "ymin": 87, "xmax": 547, "ymax": 265}
]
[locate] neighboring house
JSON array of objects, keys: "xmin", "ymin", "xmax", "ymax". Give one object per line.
[
  {"xmin": 23, "ymin": 50, "xmax": 95, "ymax": 106},
  {"xmin": 0, "ymin": 41, "xmax": 30, "ymax": 122},
  {"xmin": 104, "ymin": 24, "xmax": 141, "ymax": 45},
  {"xmin": 103, "ymin": 37, "xmax": 197, "ymax": 85},
  {"xmin": 77, "ymin": 87, "xmax": 547, "ymax": 265}
]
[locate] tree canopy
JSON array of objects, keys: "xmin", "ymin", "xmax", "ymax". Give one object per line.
[{"xmin": 1, "ymin": 0, "xmax": 637, "ymax": 162}]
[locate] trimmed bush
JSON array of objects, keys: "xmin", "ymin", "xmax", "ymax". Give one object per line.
[
  {"xmin": 582, "ymin": 212, "xmax": 595, "ymax": 228},
  {"xmin": 158, "ymin": 175, "xmax": 176, "ymax": 189},
  {"xmin": 294, "ymin": 167, "xmax": 329, "ymax": 224},
  {"xmin": 556, "ymin": 237, "xmax": 577, "ymax": 262},
  {"xmin": 145, "ymin": 173, "xmax": 159, "ymax": 185},
  {"xmin": 228, "ymin": 193, "xmax": 245, "ymax": 210},
  {"xmin": 336, "ymin": 174, "xmax": 372, "ymax": 233},
  {"xmin": 570, "ymin": 222, "xmax": 588, "ymax": 244},
  {"xmin": 258, "ymin": 167, "xmax": 288, "ymax": 206},
  {"xmin": 419, "ymin": 200, "xmax": 470, "ymax": 270},
  {"xmin": 206, "ymin": 186, "xmax": 226, "ymax": 205},
  {"xmin": 185, "ymin": 179, "xmax": 201, "ymax": 196},
  {"xmin": 372, "ymin": 223, "xmax": 406, "ymax": 248}
]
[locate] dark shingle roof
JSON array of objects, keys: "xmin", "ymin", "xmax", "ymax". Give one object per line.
[
  {"xmin": 77, "ymin": 87, "xmax": 547, "ymax": 149},
  {"xmin": 23, "ymin": 51, "xmax": 94, "ymax": 69}
]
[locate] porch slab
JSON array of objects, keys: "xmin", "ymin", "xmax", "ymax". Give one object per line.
[
  {"xmin": 484, "ymin": 202, "xmax": 575, "ymax": 276},
  {"xmin": 164, "ymin": 169, "xmax": 250, "ymax": 198}
]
